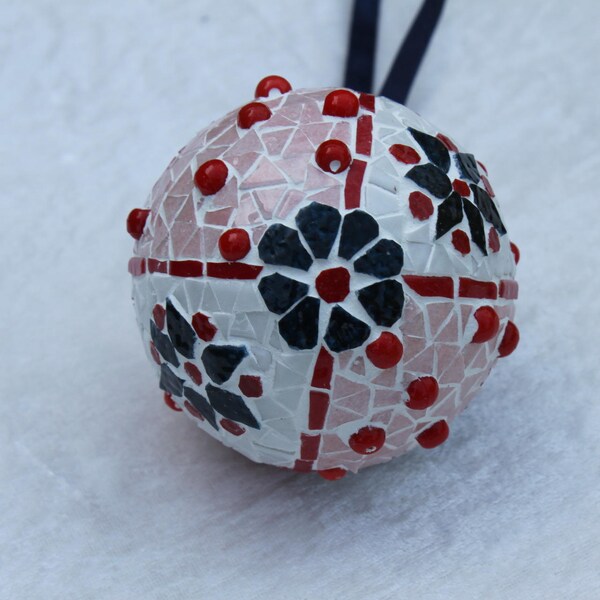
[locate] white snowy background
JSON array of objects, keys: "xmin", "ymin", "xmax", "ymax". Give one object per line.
[{"xmin": 1, "ymin": 1, "xmax": 599, "ymax": 598}]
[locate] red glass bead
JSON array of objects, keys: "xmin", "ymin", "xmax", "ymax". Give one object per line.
[
  {"xmin": 416, "ymin": 420, "xmax": 449, "ymax": 449},
  {"xmin": 349, "ymin": 426, "xmax": 386, "ymax": 455},
  {"xmin": 126, "ymin": 208, "xmax": 150, "ymax": 240},
  {"xmin": 163, "ymin": 392, "xmax": 182, "ymax": 412},
  {"xmin": 408, "ymin": 191, "xmax": 434, "ymax": 220},
  {"xmin": 318, "ymin": 468, "xmax": 347, "ymax": 481},
  {"xmin": 498, "ymin": 320, "xmax": 519, "ymax": 357},
  {"xmin": 152, "ymin": 304, "xmax": 166, "ymax": 329},
  {"xmin": 452, "ymin": 179, "xmax": 470, "ymax": 197},
  {"xmin": 488, "ymin": 227, "xmax": 500, "ymax": 253},
  {"xmin": 315, "ymin": 267, "xmax": 350, "ymax": 303},
  {"xmin": 406, "ymin": 376, "xmax": 439, "ymax": 410},
  {"xmin": 452, "ymin": 230, "xmax": 471, "ymax": 255},
  {"xmin": 220, "ymin": 419, "xmax": 246, "ymax": 436},
  {"xmin": 323, "ymin": 89, "xmax": 359, "ymax": 117},
  {"xmin": 149, "ymin": 342, "xmax": 161, "ymax": 365},
  {"xmin": 366, "ymin": 332, "xmax": 404, "ymax": 369},
  {"xmin": 472, "ymin": 306, "xmax": 500, "ymax": 343},
  {"xmin": 191, "ymin": 312, "xmax": 217, "ymax": 342},
  {"xmin": 255, "ymin": 75, "xmax": 292, "ymax": 98},
  {"xmin": 194, "ymin": 159, "xmax": 228, "ymax": 196},
  {"xmin": 184, "ymin": 362, "xmax": 203, "ymax": 386},
  {"xmin": 510, "ymin": 242, "xmax": 521, "ymax": 264},
  {"xmin": 218, "ymin": 228, "xmax": 251, "ymax": 261},
  {"xmin": 238, "ymin": 375, "xmax": 263, "ymax": 398},
  {"xmin": 237, "ymin": 102, "xmax": 272, "ymax": 129},
  {"xmin": 315, "ymin": 140, "xmax": 352, "ymax": 174},
  {"xmin": 389, "ymin": 144, "xmax": 421, "ymax": 164}
]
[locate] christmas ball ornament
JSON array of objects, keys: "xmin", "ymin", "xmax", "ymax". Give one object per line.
[{"xmin": 127, "ymin": 77, "xmax": 520, "ymax": 478}]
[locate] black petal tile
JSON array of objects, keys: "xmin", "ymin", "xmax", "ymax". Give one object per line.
[
  {"xmin": 258, "ymin": 274, "xmax": 308, "ymax": 315},
  {"xmin": 159, "ymin": 363, "xmax": 184, "ymax": 397},
  {"xmin": 278, "ymin": 297, "xmax": 320, "ymax": 350},
  {"xmin": 435, "ymin": 192, "xmax": 464, "ymax": 239},
  {"xmin": 471, "ymin": 185, "xmax": 507, "ymax": 234},
  {"xmin": 166, "ymin": 299, "xmax": 196, "ymax": 359},
  {"xmin": 357, "ymin": 280, "xmax": 405, "ymax": 327},
  {"xmin": 201, "ymin": 345, "xmax": 248, "ymax": 384},
  {"xmin": 409, "ymin": 128, "xmax": 450, "ymax": 172},
  {"xmin": 295, "ymin": 202, "xmax": 341, "ymax": 259},
  {"xmin": 206, "ymin": 384, "xmax": 260, "ymax": 429},
  {"xmin": 338, "ymin": 210, "xmax": 379, "ymax": 260},
  {"xmin": 324, "ymin": 306, "xmax": 371, "ymax": 352},
  {"xmin": 462, "ymin": 198, "xmax": 488, "ymax": 255},
  {"xmin": 353, "ymin": 239, "xmax": 404, "ymax": 279},
  {"xmin": 258, "ymin": 224, "xmax": 313, "ymax": 271},
  {"xmin": 405, "ymin": 164, "xmax": 451, "ymax": 198},
  {"xmin": 183, "ymin": 386, "xmax": 218, "ymax": 430},
  {"xmin": 150, "ymin": 320, "xmax": 179, "ymax": 367},
  {"xmin": 455, "ymin": 153, "xmax": 481, "ymax": 183}
]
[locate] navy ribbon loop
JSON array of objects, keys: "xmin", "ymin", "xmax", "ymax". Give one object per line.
[{"xmin": 344, "ymin": 0, "xmax": 446, "ymax": 105}]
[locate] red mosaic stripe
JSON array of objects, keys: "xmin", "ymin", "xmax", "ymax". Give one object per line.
[
  {"xmin": 129, "ymin": 258, "xmax": 262, "ymax": 280},
  {"xmin": 404, "ymin": 275, "xmax": 516, "ymax": 301},
  {"xmin": 344, "ymin": 159, "xmax": 367, "ymax": 209},
  {"xmin": 147, "ymin": 258, "xmax": 168, "ymax": 274},
  {"xmin": 292, "ymin": 459, "xmax": 315, "ymax": 473},
  {"xmin": 359, "ymin": 92, "xmax": 375, "ymax": 112},
  {"xmin": 308, "ymin": 391, "xmax": 330, "ymax": 430},
  {"xmin": 499, "ymin": 279, "xmax": 519, "ymax": 299},
  {"xmin": 403, "ymin": 275, "xmax": 454, "ymax": 298},
  {"xmin": 356, "ymin": 115, "xmax": 373, "ymax": 156},
  {"xmin": 300, "ymin": 433, "xmax": 321, "ymax": 460},
  {"xmin": 169, "ymin": 260, "xmax": 204, "ymax": 277},
  {"xmin": 459, "ymin": 277, "xmax": 498, "ymax": 299},
  {"xmin": 311, "ymin": 347, "xmax": 334, "ymax": 389},
  {"xmin": 206, "ymin": 262, "xmax": 263, "ymax": 279}
]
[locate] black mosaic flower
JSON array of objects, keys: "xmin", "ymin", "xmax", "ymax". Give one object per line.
[
  {"xmin": 403, "ymin": 127, "xmax": 507, "ymax": 253},
  {"xmin": 258, "ymin": 202, "xmax": 405, "ymax": 353},
  {"xmin": 151, "ymin": 298, "xmax": 259, "ymax": 432}
]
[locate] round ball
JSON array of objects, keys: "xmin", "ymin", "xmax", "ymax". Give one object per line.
[{"xmin": 128, "ymin": 84, "xmax": 519, "ymax": 476}]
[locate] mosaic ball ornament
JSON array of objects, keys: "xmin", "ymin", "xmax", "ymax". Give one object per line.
[{"xmin": 127, "ymin": 76, "xmax": 520, "ymax": 479}]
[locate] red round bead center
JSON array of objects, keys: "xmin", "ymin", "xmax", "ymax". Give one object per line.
[
  {"xmin": 366, "ymin": 332, "xmax": 404, "ymax": 369},
  {"xmin": 237, "ymin": 102, "xmax": 272, "ymax": 129},
  {"xmin": 219, "ymin": 228, "xmax": 251, "ymax": 261},
  {"xmin": 126, "ymin": 208, "xmax": 150, "ymax": 240},
  {"xmin": 194, "ymin": 159, "xmax": 228, "ymax": 196},
  {"xmin": 349, "ymin": 426, "xmax": 386, "ymax": 455},
  {"xmin": 318, "ymin": 468, "xmax": 347, "ymax": 481},
  {"xmin": 315, "ymin": 139, "xmax": 352, "ymax": 174},
  {"xmin": 472, "ymin": 306, "xmax": 500, "ymax": 344},
  {"xmin": 255, "ymin": 75, "xmax": 292, "ymax": 98},
  {"xmin": 416, "ymin": 420, "xmax": 450, "ymax": 449},
  {"xmin": 315, "ymin": 267, "xmax": 350, "ymax": 303},
  {"xmin": 405, "ymin": 376, "xmax": 439, "ymax": 410},
  {"xmin": 323, "ymin": 89, "xmax": 359, "ymax": 117}
]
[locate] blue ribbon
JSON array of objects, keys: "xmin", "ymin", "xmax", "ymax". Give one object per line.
[{"xmin": 344, "ymin": 0, "xmax": 446, "ymax": 105}]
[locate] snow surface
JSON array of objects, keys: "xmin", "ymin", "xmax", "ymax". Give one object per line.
[{"xmin": 1, "ymin": 1, "xmax": 599, "ymax": 598}]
